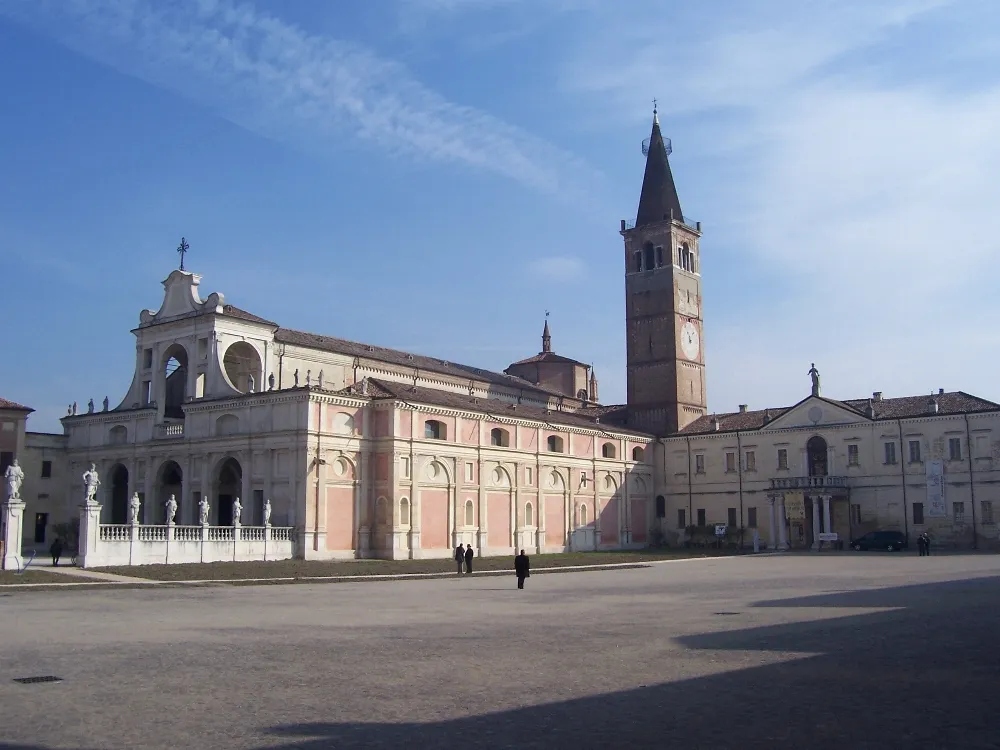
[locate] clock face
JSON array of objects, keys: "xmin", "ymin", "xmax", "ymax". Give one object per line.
[{"xmin": 681, "ymin": 321, "xmax": 700, "ymax": 360}]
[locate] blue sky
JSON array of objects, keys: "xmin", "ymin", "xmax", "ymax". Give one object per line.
[{"xmin": 2, "ymin": 0, "xmax": 999, "ymax": 433}]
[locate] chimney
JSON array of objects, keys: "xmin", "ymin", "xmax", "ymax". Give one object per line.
[
  {"xmin": 864, "ymin": 399, "xmax": 875, "ymax": 418},
  {"xmin": 738, "ymin": 404, "xmax": 748, "ymax": 413},
  {"xmin": 710, "ymin": 415, "xmax": 720, "ymax": 431},
  {"xmin": 762, "ymin": 409, "xmax": 771, "ymax": 424},
  {"xmin": 873, "ymin": 392, "xmax": 883, "ymax": 402},
  {"xmin": 938, "ymin": 388, "xmax": 944, "ymax": 395},
  {"xmin": 927, "ymin": 397, "xmax": 939, "ymax": 414}
]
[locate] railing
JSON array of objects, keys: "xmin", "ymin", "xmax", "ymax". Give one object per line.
[
  {"xmin": 100, "ymin": 525, "xmax": 130, "ymax": 542},
  {"xmin": 154, "ymin": 423, "xmax": 185, "ymax": 439},
  {"xmin": 138, "ymin": 525, "xmax": 168, "ymax": 542},
  {"xmin": 95, "ymin": 524, "xmax": 295, "ymax": 543},
  {"xmin": 241, "ymin": 526, "xmax": 266, "ymax": 542},
  {"xmin": 270, "ymin": 527, "xmax": 292, "ymax": 542},
  {"xmin": 173, "ymin": 525, "xmax": 202, "ymax": 542},
  {"xmin": 208, "ymin": 527, "xmax": 234, "ymax": 542},
  {"xmin": 622, "ymin": 215, "xmax": 701, "ymax": 232},
  {"xmin": 770, "ymin": 476, "xmax": 848, "ymax": 490}
]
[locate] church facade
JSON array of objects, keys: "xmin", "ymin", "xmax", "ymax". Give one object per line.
[{"xmin": 5, "ymin": 108, "xmax": 1000, "ymax": 561}]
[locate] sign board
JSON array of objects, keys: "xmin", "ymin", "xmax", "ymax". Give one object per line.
[
  {"xmin": 818, "ymin": 532, "xmax": 839, "ymax": 542},
  {"xmin": 714, "ymin": 524, "xmax": 728, "ymax": 537},
  {"xmin": 784, "ymin": 491, "xmax": 806, "ymax": 520},
  {"xmin": 926, "ymin": 460, "xmax": 946, "ymax": 517}
]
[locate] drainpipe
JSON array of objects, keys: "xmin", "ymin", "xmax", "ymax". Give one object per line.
[
  {"xmin": 897, "ymin": 419, "xmax": 908, "ymax": 544},
  {"xmin": 736, "ymin": 430, "xmax": 744, "ymax": 549},
  {"xmin": 964, "ymin": 413, "xmax": 978, "ymax": 550}
]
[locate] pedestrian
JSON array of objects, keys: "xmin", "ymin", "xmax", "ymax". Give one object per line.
[
  {"xmin": 514, "ymin": 549, "xmax": 530, "ymax": 589},
  {"xmin": 464, "ymin": 544, "xmax": 474, "ymax": 575},
  {"xmin": 752, "ymin": 528, "xmax": 760, "ymax": 554},
  {"xmin": 50, "ymin": 537, "xmax": 64, "ymax": 567},
  {"xmin": 917, "ymin": 533, "xmax": 926, "ymax": 556},
  {"xmin": 455, "ymin": 544, "xmax": 465, "ymax": 575},
  {"xmin": 921, "ymin": 531, "xmax": 931, "ymax": 556}
]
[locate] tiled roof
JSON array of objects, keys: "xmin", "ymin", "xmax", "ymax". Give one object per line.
[
  {"xmin": 679, "ymin": 391, "xmax": 1000, "ymax": 435},
  {"xmin": 0, "ymin": 397, "xmax": 32, "ymax": 412},
  {"xmin": 221, "ymin": 305, "xmax": 278, "ymax": 327},
  {"xmin": 506, "ymin": 352, "xmax": 589, "ymax": 367},
  {"xmin": 336, "ymin": 379, "xmax": 652, "ymax": 437},
  {"xmin": 274, "ymin": 328, "xmax": 563, "ymax": 401}
]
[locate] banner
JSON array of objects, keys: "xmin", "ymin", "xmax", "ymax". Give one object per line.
[
  {"xmin": 784, "ymin": 491, "xmax": 806, "ymax": 520},
  {"xmin": 926, "ymin": 460, "xmax": 946, "ymax": 517}
]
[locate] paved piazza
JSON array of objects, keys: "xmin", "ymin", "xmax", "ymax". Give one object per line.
[{"xmin": 2, "ymin": 554, "xmax": 999, "ymax": 749}]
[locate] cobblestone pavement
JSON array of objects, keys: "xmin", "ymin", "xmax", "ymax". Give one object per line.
[{"xmin": 1, "ymin": 553, "xmax": 998, "ymax": 749}]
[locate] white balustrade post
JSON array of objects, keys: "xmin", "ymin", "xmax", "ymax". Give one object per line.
[
  {"xmin": 2, "ymin": 500, "xmax": 26, "ymax": 570},
  {"xmin": 767, "ymin": 494, "xmax": 777, "ymax": 551},
  {"xmin": 78, "ymin": 501, "xmax": 103, "ymax": 569}
]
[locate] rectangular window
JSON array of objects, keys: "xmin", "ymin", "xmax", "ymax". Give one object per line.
[
  {"xmin": 143, "ymin": 380, "xmax": 152, "ymax": 405},
  {"xmin": 525, "ymin": 466, "xmax": 533, "ymax": 485},
  {"xmin": 0, "ymin": 452, "xmax": 12, "ymax": 475},
  {"xmin": 949, "ymin": 437, "xmax": 962, "ymax": 461},
  {"xmin": 143, "ymin": 348, "xmax": 152, "ymax": 369},
  {"xmin": 745, "ymin": 451, "xmax": 756, "ymax": 472},
  {"xmin": 908, "ymin": 440, "xmax": 921, "ymax": 463},
  {"xmin": 401, "ymin": 456, "xmax": 410, "ymax": 479},
  {"xmin": 465, "ymin": 462, "xmax": 474, "ymax": 483},
  {"xmin": 697, "ymin": 508, "xmax": 706, "ymax": 527},
  {"xmin": 195, "ymin": 372, "xmax": 206, "ymax": 399},
  {"xmin": 580, "ymin": 471, "xmax": 588, "ymax": 488},
  {"xmin": 747, "ymin": 507, "xmax": 758, "ymax": 528},
  {"xmin": 41, "ymin": 460, "xmax": 52, "ymax": 479},
  {"xmin": 884, "ymin": 442, "xmax": 897, "ymax": 465},
  {"xmin": 677, "ymin": 508, "xmax": 686, "ymax": 529},
  {"xmin": 975, "ymin": 434, "xmax": 989, "ymax": 458},
  {"xmin": 982, "ymin": 500, "xmax": 994, "ymax": 525},
  {"xmin": 34, "ymin": 512, "xmax": 48, "ymax": 544},
  {"xmin": 253, "ymin": 489, "xmax": 264, "ymax": 525},
  {"xmin": 725, "ymin": 452, "xmax": 736, "ymax": 472},
  {"xmin": 727, "ymin": 507, "xmax": 737, "ymax": 527},
  {"xmin": 953, "ymin": 501, "xmax": 965, "ymax": 525},
  {"xmin": 848, "ymin": 444, "xmax": 860, "ymax": 466},
  {"xmin": 912, "ymin": 502, "xmax": 924, "ymax": 525},
  {"xmin": 695, "ymin": 454, "xmax": 705, "ymax": 474},
  {"xmin": 777, "ymin": 449, "xmax": 788, "ymax": 470},
  {"xmin": 851, "ymin": 503, "xmax": 862, "ymax": 525}
]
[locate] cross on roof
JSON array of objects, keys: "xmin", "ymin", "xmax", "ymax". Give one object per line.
[{"xmin": 176, "ymin": 237, "xmax": 189, "ymax": 271}]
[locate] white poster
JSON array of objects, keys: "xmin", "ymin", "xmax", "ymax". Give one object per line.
[{"xmin": 926, "ymin": 460, "xmax": 946, "ymax": 517}]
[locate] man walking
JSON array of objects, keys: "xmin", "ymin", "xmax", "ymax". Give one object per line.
[
  {"xmin": 917, "ymin": 533, "xmax": 927, "ymax": 556},
  {"xmin": 514, "ymin": 549, "xmax": 530, "ymax": 589},
  {"xmin": 50, "ymin": 537, "xmax": 64, "ymax": 567},
  {"xmin": 455, "ymin": 544, "xmax": 465, "ymax": 575},
  {"xmin": 464, "ymin": 544, "xmax": 474, "ymax": 575},
  {"xmin": 921, "ymin": 531, "xmax": 931, "ymax": 556}
]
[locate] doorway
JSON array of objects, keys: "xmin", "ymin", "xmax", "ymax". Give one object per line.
[
  {"xmin": 34, "ymin": 513, "xmax": 48, "ymax": 544},
  {"xmin": 807, "ymin": 436, "xmax": 828, "ymax": 477}
]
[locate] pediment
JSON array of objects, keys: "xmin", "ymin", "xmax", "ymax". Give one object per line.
[
  {"xmin": 139, "ymin": 270, "xmax": 225, "ymax": 326},
  {"xmin": 762, "ymin": 396, "xmax": 869, "ymax": 431}
]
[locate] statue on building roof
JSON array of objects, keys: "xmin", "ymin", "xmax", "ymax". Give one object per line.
[
  {"xmin": 268, "ymin": 373, "xmax": 275, "ymax": 391},
  {"xmin": 318, "ymin": 370, "xmax": 324, "ymax": 389},
  {"xmin": 293, "ymin": 368, "xmax": 299, "ymax": 387},
  {"xmin": 306, "ymin": 370, "xmax": 312, "ymax": 386},
  {"xmin": 5, "ymin": 458, "xmax": 24, "ymax": 501},
  {"xmin": 808, "ymin": 363, "xmax": 821, "ymax": 397},
  {"xmin": 103, "ymin": 396, "xmax": 109, "ymax": 412},
  {"xmin": 87, "ymin": 399, "xmax": 95, "ymax": 414},
  {"xmin": 247, "ymin": 374, "xmax": 255, "ymax": 393},
  {"xmin": 72, "ymin": 401, "xmax": 78, "ymax": 415}
]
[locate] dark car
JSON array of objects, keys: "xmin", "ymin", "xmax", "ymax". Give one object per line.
[{"xmin": 850, "ymin": 530, "xmax": 908, "ymax": 552}]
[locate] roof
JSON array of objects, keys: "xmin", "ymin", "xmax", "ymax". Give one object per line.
[
  {"xmin": 0, "ymin": 397, "xmax": 33, "ymax": 412},
  {"xmin": 274, "ymin": 328, "xmax": 564, "ymax": 401},
  {"xmin": 635, "ymin": 113, "xmax": 684, "ymax": 229},
  {"xmin": 338, "ymin": 379, "xmax": 652, "ymax": 437},
  {"xmin": 506, "ymin": 352, "xmax": 589, "ymax": 368},
  {"xmin": 678, "ymin": 391, "xmax": 1000, "ymax": 436},
  {"xmin": 221, "ymin": 304, "xmax": 278, "ymax": 327}
]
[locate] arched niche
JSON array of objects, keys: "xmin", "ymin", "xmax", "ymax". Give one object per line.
[
  {"xmin": 162, "ymin": 343, "xmax": 189, "ymax": 419},
  {"xmin": 223, "ymin": 341, "xmax": 263, "ymax": 394}
]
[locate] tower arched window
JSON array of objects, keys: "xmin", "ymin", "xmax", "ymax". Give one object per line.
[
  {"xmin": 643, "ymin": 242, "xmax": 655, "ymax": 271},
  {"xmin": 634, "ymin": 251, "xmax": 642, "ymax": 273},
  {"xmin": 655, "ymin": 246, "xmax": 664, "ymax": 267}
]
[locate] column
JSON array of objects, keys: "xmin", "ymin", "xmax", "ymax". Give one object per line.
[
  {"xmin": 476, "ymin": 456, "xmax": 488, "ymax": 552},
  {"xmin": 240, "ymin": 450, "xmax": 252, "ymax": 525},
  {"xmin": 777, "ymin": 494, "xmax": 789, "ymax": 550},
  {"xmin": 767, "ymin": 494, "xmax": 777, "ymax": 551},
  {"xmin": 308, "ymin": 445, "xmax": 328, "ymax": 557},
  {"xmin": 357, "ymin": 451, "xmax": 371, "ymax": 556},
  {"xmin": 2, "ymin": 500, "xmax": 26, "ymax": 570},
  {"xmin": 823, "ymin": 494, "xmax": 833, "ymax": 537},
  {"xmin": 811, "ymin": 494, "xmax": 821, "ymax": 550}
]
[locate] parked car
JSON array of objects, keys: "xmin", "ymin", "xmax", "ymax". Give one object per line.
[{"xmin": 850, "ymin": 530, "xmax": 908, "ymax": 552}]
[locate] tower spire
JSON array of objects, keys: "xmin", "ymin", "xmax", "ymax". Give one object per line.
[
  {"xmin": 635, "ymin": 105, "xmax": 682, "ymax": 228},
  {"xmin": 541, "ymin": 314, "xmax": 552, "ymax": 353}
]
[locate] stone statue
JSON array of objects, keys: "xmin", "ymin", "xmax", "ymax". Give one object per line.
[
  {"xmin": 232, "ymin": 497, "xmax": 243, "ymax": 525},
  {"xmin": 247, "ymin": 374, "xmax": 255, "ymax": 393},
  {"xmin": 67, "ymin": 404, "xmax": 72, "ymax": 416},
  {"xmin": 128, "ymin": 492, "xmax": 141, "ymax": 524},
  {"xmin": 4, "ymin": 459, "xmax": 24, "ymax": 501},
  {"xmin": 199, "ymin": 496, "xmax": 210, "ymax": 525},
  {"xmin": 82, "ymin": 463, "xmax": 101, "ymax": 503},
  {"xmin": 263, "ymin": 498, "xmax": 272, "ymax": 526},
  {"xmin": 102, "ymin": 396, "xmax": 109, "ymax": 412},
  {"xmin": 165, "ymin": 494, "xmax": 178, "ymax": 524},
  {"xmin": 268, "ymin": 373, "xmax": 275, "ymax": 391},
  {"xmin": 808, "ymin": 363, "xmax": 821, "ymax": 396},
  {"xmin": 72, "ymin": 401, "xmax": 78, "ymax": 415},
  {"xmin": 306, "ymin": 369, "xmax": 312, "ymax": 386},
  {"xmin": 318, "ymin": 370, "xmax": 324, "ymax": 389},
  {"xmin": 293, "ymin": 368, "xmax": 300, "ymax": 387},
  {"xmin": 87, "ymin": 399, "xmax": 95, "ymax": 414}
]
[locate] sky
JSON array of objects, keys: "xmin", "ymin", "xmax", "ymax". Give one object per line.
[{"xmin": 1, "ymin": 0, "xmax": 999, "ymax": 433}]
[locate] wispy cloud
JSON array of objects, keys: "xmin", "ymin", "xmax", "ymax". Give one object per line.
[
  {"xmin": 0, "ymin": 0, "xmax": 599, "ymax": 198},
  {"xmin": 528, "ymin": 256, "xmax": 585, "ymax": 281}
]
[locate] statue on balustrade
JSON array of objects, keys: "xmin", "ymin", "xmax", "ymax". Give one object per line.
[
  {"xmin": 263, "ymin": 498, "xmax": 272, "ymax": 526},
  {"xmin": 165, "ymin": 495, "xmax": 178, "ymax": 524},
  {"xmin": 199, "ymin": 496, "xmax": 210, "ymax": 525},
  {"xmin": 128, "ymin": 492, "xmax": 141, "ymax": 524},
  {"xmin": 808, "ymin": 363, "xmax": 821, "ymax": 397},
  {"xmin": 4, "ymin": 459, "xmax": 24, "ymax": 501},
  {"xmin": 83, "ymin": 463, "xmax": 101, "ymax": 503},
  {"xmin": 232, "ymin": 497, "xmax": 243, "ymax": 526}
]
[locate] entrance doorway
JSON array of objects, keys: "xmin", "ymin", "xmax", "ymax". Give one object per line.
[
  {"xmin": 216, "ymin": 457, "xmax": 242, "ymax": 526},
  {"xmin": 807, "ymin": 436, "xmax": 828, "ymax": 477},
  {"xmin": 157, "ymin": 461, "xmax": 183, "ymax": 524},
  {"xmin": 34, "ymin": 513, "xmax": 48, "ymax": 544},
  {"xmin": 110, "ymin": 464, "xmax": 129, "ymax": 524}
]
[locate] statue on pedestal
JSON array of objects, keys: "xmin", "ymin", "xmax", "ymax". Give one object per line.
[
  {"xmin": 293, "ymin": 368, "xmax": 300, "ymax": 387},
  {"xmin": 263, "ymin": 498, "xmax": 272, "ymax": 526},
  {"xmin": 165, "ymin": 495, "xmax": 178, "ymax": 524},
  {"xmin": 82, "ymin": 463, "xmax": 101, "ymax": 504},
  {"xmin": 318, "ymin": 370, "xmax": 324, "ymax": 389},
  {"xmin": 268, "ymin": 373, "xmax": 275, "ymax": 391},
  {"xmin": 4, "ymin": 459, "xmax": 24, "ymax": 501},
  {"xmin": 72, "ymin": 402, "xmax": 78, "ymax": 415},
  {"xmin": 306, "ymin": 369, "xmax": 312, "ymax": 386},
  {"xmin": 128, "ymin": 492, "xmax": 141, "ymax": 524},
  {"xmin": 232, "ymin": 497, "xmax": 243, "ymax": 526},
  {"xmin": 87, "ymin": 399, "xmax": 95, "ymax": 414},
  {"xmin": 808, "ymin": 363, "xmax": 821, "ymax": 397},
  {"xmin": 103, "ymin": 396, "xmax": 109, "ymax": 412},
  {"xmin": 199, "ymin": 496, "xmax": 210, "ymax": 525}
]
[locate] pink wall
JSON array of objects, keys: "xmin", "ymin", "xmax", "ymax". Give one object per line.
[
  {"xmin": 461, "ymin": 419, "xmax": 479, "ymax": 445},
  {"xmin": 325, "ymin": 486, "xmax": 355, "ymax": 550},
  {"xmin": 375, "ymin": 454, "xmax": 388, "ymax": 481},
  {"xmin": 572, "ymin": 434, "xmax": 594, "ymax": 457},
  {"xmin": 601, "ymin": 497, "xmax": 619, "ymax": 544},
  {"xmin": 631, "ymin": 498, "xmax": 647, "ymax": 543},
  {"xmin": 373, "ymin": 411, "xmax": 390, "ymax": 437},
  {"xmin": 518, "ymin": 427, "xmax": 536, "ymax": 451},
  {"xmin": 544, "ymin": 495, "xmax": 565, "ymax": 545},
  {"xmin": 421, "ymin": 490, "xmax": 449, "ymax": 549},
  {"xmin": 487, "ymin": 493, "xmax": 511, "ymax": 547},
  {"xmin": 399, "ymin": 410, "xmax": 412, "ymax": 437}
]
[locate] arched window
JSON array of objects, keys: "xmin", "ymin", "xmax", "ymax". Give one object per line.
[
  {"xmin": 633, "ymin": 251, "xmax": 642, "ymax": 273},
  {"xmin": 655, "ymin": 495, "xmax": 666, "ymax": 518},
  {"xmin": 162, "ymin": 343, "xmax": 189, "ymax": 419},
  {"xmin": 680, "ymin": 243, "xmax": 691, "ymax": 272},
  {"xmin": 375, "ymin": 496, "xmax": 389, "ymax": 526},
  {"xmin": 547, "ymin": 435, "xmax": 564, "ymax": 453},
  {"xmin": 655, "ymin": 246, "xmax": 664, "ymax": 267},
  {"xmin": 632, "ymin": 446, "xmax": 645, "ymax": 461},
  {"xmin": 525, "ymin": 502, "xmax": 534, "ymax": 526},
  {"xmin": 490, "ymin": 428, "xmax": 510, "ymax": 447},
  {"xmin": 424, "ymin": 420, "xmax": 446, "ymax": 440},
  {"xmin": 643, "ymin": 242, "xmax": 655, "ymax": 271},
  {"xmin": 465, "ymin": 499, "xmax": 475, "ymax": 526},
  {"xmin": 579, "ymin": 504, "xmax": 588, "ymax": 526},
  {"xmin": 400, "ymin": 497, "xmax": 411, "ymax": 526},
  {"xmin": 602, "ymin": 442, "xmax": 616, "ymax": 459}
]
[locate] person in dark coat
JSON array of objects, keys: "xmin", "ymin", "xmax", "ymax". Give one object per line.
[
  {"xmin": 917, "ymin": 533, "xmax": 927, "ymax": 556},
  {"xmin": 50, "ymin": 537, "xmax": 64, "ymax": 567},
  {"xmin": 455, "ymin": 545, "xmax": 465, "ymax": 575},
  {"xmin": 921, "ymin": 531, "xmax": 931, "ymax": 556},
  {"xmin": 464, "ymin": 544, "xmax": 474, "ymax": 574},
  {"xmin": 514, "ymin": 549, "xmax": 530, "ymax": 589}
]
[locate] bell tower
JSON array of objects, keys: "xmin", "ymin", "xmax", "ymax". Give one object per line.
[{"xmin": 620, "ymin": 106, "xmax": 707, "ymax": 436}]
